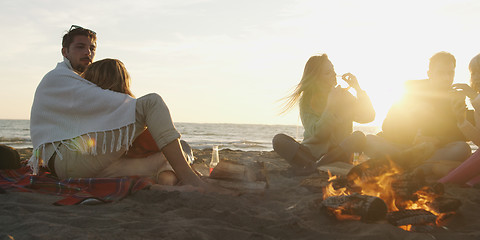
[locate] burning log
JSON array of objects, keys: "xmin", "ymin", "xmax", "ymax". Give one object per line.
[
  {"xmin": 347, "ymin": 157, "xmax": 399, "ymax": 183},
  {"xmin": 322, "ymin": 146, "xmax": 462, "ymax": 230},
  {"xmin": 347, "ymin": 142, "xmax": 436, "ymax": 182},
  {"xmin": 427, "ymin": 196, "xmax": 462, "ymax": 213},
  {"xmin": 389, "ymin": 171, "xmax": 427, "ymax": 210},
  {"xmin": 386, "ymin": 209, "xmax": 437, "ymax": 226},
  {"xmin": 322, "ymin": 193, "xmax": 388, "ymax": 222}
]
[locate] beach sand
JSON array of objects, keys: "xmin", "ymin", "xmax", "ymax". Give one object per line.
[{"xmin": 2, "ymin": 148, "xmax": 480, "ymax": 240}]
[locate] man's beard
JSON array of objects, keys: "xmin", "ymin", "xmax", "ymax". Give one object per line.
[{"xmin": 73, "ymin": 64, "xmax": 87, "ymax": 74}]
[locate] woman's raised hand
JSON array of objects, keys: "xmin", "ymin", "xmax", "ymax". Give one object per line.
[{"xmin": 341, "ymin": 73, "xmax": 361, "ymax": 91}]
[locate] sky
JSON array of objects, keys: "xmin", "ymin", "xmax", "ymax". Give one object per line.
[{"xmin": 1, "ymin": 0, "xmax": 480, "ymax": 126}]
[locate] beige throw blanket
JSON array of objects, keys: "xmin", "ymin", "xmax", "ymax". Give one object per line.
[{"xmin": 29, "ymin": 59, "xmax": 137, "ymax": 174}]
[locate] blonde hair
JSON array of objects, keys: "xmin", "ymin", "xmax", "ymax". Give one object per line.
[
  {"xmin": 82, "ymin": 58, "xmax": 134, "ymax": 97},
  {"xmin": 280, "ymin": 54, "xmax": 331, "ymax": 114}
]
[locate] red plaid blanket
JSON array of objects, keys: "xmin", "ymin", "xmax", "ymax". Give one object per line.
[{"xmin": 0, "ymin": 166, "xmax": 153, "ymax": 205}]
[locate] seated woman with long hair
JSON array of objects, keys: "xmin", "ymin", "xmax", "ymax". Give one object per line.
[{"xmin": 273, "ymin": 54, "xmax": 375, "ymax": 174}]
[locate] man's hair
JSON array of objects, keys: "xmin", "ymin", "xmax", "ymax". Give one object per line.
[
  {"xmin": 429, "ymin": 51, "xmax": 456, "ymax": 70},
  {"xmin": 62, "ymin": 26, "xmax": 97, "ymax": 49}
]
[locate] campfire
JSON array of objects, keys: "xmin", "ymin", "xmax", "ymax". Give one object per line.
[{"xmin": 321, "ymin": 155, "xmax": 461, "ymax": 232}]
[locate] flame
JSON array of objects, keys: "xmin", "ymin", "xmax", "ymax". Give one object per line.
[
  {"xmin": 355, "ymin": 164, "xmax": 401, "ymax": 212},
  {"xmin": 322, "ymin": 161, "xmax": 445, "ymax": 231},
  {"xmin": 323, "ymin": 171, "xmax": 348, "ymax": 200},
  {"xmin": 399, "ymin": 225, "xmax": 412, "ymax": 231},
  {"xmin": 406, "ymin": 188, "xmax": 439, "ymax": 215},
  {"xmin": 331, "ymin": 207, "xmax": 361, "ymax": 221}
]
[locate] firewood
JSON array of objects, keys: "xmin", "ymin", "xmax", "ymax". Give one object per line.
[
  {"xmin": 386, "ymin": 209, "xmax": 437, "ymax": 226},
  {"xmin": 317, "ymin": 161, "xmax": 354, "ymax": 178},
  {"xmin": 322, "ymin": 193, "xmax": 388, "ymax": 222},
  {"xmin": 347, "ymin": 157, "xmax": 400, "ymax": 183},
  {"xmin": 390, "ymin": 172, "xmax": 426, "ymax": 203},
  {"xmin": 427, "ymin": 196, "xmax": 462, "ymax": 213},
  {"xmin": 347, "ymin": 142, "xmax": 435, "ymax": 180},
  {"xmin": 300, "ymin": 176, "xmax": 330, "ymax": 193},
  {"xmin": 209, "ymin": 160, "xmax": 265, "ymax": 182}
]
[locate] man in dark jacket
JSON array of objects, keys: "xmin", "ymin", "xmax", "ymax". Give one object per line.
[{"xmin": 366, "ymin": 52, "xmax": 471, "ymax": 176}]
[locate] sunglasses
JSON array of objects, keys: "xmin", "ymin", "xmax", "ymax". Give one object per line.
[{"xmin": 69, "ymin": 25, "xmax": 96, "ymax": 35}]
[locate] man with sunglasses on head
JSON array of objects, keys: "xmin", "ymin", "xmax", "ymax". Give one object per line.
[
  {"xmin": 29, "ymin": 25, "xmax": 230, "ymax": 194},
  {"xmin": 61, "ymin": 25, "xmax": 96, "ymax": 74}
]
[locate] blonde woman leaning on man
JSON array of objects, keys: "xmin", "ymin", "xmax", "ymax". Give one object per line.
[{"xmin": 29, "ymin": 25, "xmax": 230, "ymax": 194}]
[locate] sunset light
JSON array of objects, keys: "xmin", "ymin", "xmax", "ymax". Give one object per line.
[
  {"xmin": 1, "ymin": 0, "xmax": 479, "ymax": 127},
  {"xmin": 2, "ymin": 1, "xmax": 480, "ymax": 239}
]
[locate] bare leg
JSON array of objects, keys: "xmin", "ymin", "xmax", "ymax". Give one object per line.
[
  {"xmin": 161, "ymin": 139, "xmax": 204, "ymax": 186},
  {"xmin": 135, "ymin": 94, "xmax": 234, "ymax": 194}
]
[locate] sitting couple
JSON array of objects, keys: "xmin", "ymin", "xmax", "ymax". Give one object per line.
[
  {"xmin": 29, "ymin": 25, "xmax": 230, "ymax": 194},
  {"xmin": 274, "ymin": 52, "xmax": 479, "ymax": 185}
]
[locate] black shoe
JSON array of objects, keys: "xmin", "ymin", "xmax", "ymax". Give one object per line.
[{"xmin": 180, "ymin": 140, "xmax": 195, "ymax": 165}]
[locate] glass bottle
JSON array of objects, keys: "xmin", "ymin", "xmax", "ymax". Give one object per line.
[{"xmin": 210, "ymin": 145, "xmax": 219, "ymax": 174}]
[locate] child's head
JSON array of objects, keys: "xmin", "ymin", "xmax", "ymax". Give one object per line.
[{"xmin": 81, "ymin": 58, "xmax": 133, "ymax": 97}]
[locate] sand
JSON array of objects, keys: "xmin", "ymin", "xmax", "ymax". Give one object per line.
[{"xmin": 2, "ymin": 148, "xmax": 480, "ymax": 240}]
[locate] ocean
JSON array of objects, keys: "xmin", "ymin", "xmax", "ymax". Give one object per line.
[{"xmin": 0, "ymin": 119, "xmax": 380, "ymax": 151}]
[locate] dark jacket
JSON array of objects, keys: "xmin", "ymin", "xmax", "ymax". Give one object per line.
[{"xmin": 381, "ymin": 79, "xmax": 466, "ymax": 146}]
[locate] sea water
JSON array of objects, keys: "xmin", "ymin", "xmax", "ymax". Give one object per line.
[
  {"xmin": 0, "ymin": 119, "xmax": 382, "ymax": 151},
  {"xmin": 0, "ymin": 119, "xmax": 31, "ymax": 149}
]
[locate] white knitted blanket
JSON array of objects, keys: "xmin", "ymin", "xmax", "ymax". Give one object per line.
[{"xmin": 29, "ymin": 59, "xmax": 137, "ymax": 174}]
